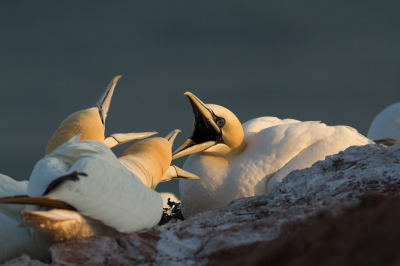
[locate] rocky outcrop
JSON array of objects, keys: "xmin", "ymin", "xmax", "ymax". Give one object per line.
[{"xmin": 3, "ymin": 144, "xmax": 400, "ymax": 265}]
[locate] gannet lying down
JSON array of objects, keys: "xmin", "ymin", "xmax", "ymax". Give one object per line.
[
  {"xmin": 367, "ymin": 102, "xmax": 400, "ymax": 145},
  {"xmin": 172, "ymin": 92, "xmax": 374, "ymax": 218},
  {"xmin": 0, "ymin": 75, "xmax": 163, "ymax": 262},
  {"xmin": 0, "ymin": 130, "xmax": 198, "ymax": 261}
]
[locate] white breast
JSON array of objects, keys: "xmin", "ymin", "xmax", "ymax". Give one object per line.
[{"xmin": 180, "ymin": 119, "xmax": 372, "ymax": 217}]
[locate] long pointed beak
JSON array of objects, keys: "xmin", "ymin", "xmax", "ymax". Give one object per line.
[
  {"xmin": 185, "ymin": 92, "xmax": 220, "ymax": 133},
  {"xmin": 172, "ymin": 139, "xmax": 216, "ymax": 159},
  {"xmin": 164, "ymin": 129, "xmax": 181, "ymax": 146},
  {"xmin": 160, "ymin": 165, "xmax": 200, "ymax": 183},
  {"xmin": 171, "ymin": 165, "xmax": 200, "ymax": 180},
  {"xmin": 104, "ymin": 131, "xmax": 158, "ymax": 148},
  {"xmin": 95, "ymin": 75, "xmax": 122, "ymax": 124},
  {"xmin": 172, "ymin": 92, "xmax": 221, "ymax": 159}
]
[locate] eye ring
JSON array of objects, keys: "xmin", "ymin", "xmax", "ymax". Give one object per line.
[{"xmin": 216, "ymin": 118, "xmax": 226, "ymax": 128}]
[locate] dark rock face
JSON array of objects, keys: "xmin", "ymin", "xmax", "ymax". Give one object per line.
[
  {"xmin": 3, "ymin": 144, "xmax": 400, "ymax": 265},
  {"xmin": 208, "ymin": 195, "xmax": 400, "ymax": 266}
]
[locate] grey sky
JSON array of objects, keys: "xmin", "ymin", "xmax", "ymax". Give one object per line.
[{"xmin": 1, "ymin": 1, "xmax": 400, "ymax": 196}]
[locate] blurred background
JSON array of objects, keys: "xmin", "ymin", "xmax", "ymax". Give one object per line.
[{"xmin": 1, "ymin": 1, "xmax": 399, "ymax": 197}]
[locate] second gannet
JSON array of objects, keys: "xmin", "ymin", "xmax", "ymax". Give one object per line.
[
  {"xmin": 0, "ymin": 130, "xmax": 198, "ymax": 260},
  {"xmin": 172, "ymin": 92, "xmax": 373, "ymax": 218},
  {"xmin": 45, "ymin": 75, "xmax": 156, "ymax": 154}
]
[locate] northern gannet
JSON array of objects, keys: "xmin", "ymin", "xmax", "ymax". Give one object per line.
[
  {"xmin": 45, "ymin": 75, "xmax": 157, "ymax": 154},
  {"xmin": 28, "ymin": 74, "xmax": 157, "ymax": 203},
  {"xmin": 367, "ymin": 102, "xmax": 400, "ymax": 145},
  {"xmin": 0, "ymin": 75, "xmax": 159, "ymax": 261},
  {"xmin": 0, "ymin": 130, "xmax": 198, "ymax": 260},
  {"xmin": 172, "ymin": 92, "xmax": 373, "ymax": 218}
]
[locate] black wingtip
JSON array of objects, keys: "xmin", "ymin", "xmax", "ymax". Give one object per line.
[{"xmin": 43, "ymin": 171, "xmax": 88, "ymax": 195}]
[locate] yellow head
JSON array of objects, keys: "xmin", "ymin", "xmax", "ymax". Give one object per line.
[
  {"xmin": 172, "ymin": 92, "xmax": 246, "ymax": 159},
  {"xmin": 45, "ymin": 108, "xmax": 104, "ymax": 155}
]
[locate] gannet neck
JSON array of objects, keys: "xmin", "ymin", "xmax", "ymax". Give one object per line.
[
  {"xmin": 45, "ymin": 108, "xmax": 104, "ymax": 155},
  {"xmin": 120, "ymin": 138, "xmax": 171, "ymax": 189},
  {"xmin": 45, "ymin": 76, "xmax": 124, "ymax": 154}
]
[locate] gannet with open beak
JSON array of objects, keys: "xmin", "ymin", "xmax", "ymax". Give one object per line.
[
  {"xmin": 0, "ymin": 130, "xmax": 198, "ymax": 260},
  {"xmin": 172, "ymin": 92, "xmax": 373, "ymax": 218},
  {"xmin": 367, "ymin": 102, "xmax": 400, "ymax": 145}
]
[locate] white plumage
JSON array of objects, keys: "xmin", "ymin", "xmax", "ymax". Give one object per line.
[
  {"xmin": 0, "ymin": 130, "xmax": 197, "ymax": 260},
  {"xmin": 28, "ymin": 135, "xmax": 164, "ymax": 234},
  {"xmin": 173, "ymin": 92, "xmax": 373, "ymax": 218}
]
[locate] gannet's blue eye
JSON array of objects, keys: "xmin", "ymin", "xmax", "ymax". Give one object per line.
[{"xmin": 216, "ymin": 118, "xmax": 225, "ymax": 128}]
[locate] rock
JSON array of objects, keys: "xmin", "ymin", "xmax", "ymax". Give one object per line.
[
  {"xmin": 3, "ymin": 144, "xmax": 400, "ymax": 265},
  {"xmin": 207, "ymin": 195, "xmax": 400, "ymax": 266},
  {"xmin": 0, "ymin": 254, "xmax": 47, "ymax": 266}
]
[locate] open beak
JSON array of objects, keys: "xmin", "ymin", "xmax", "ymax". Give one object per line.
[
  {"xmin": 104, "ymin": 131, "xmax": 158, "ymax": 148},
  {"xmin": 172, "ymin": 92, "xmax": 222, "ymax": 159},
  {"xmin": 160, "ymin": 165, "xmax": 200, "ymax": 183},
  {"xmin": 165, "ymin": 129, "xmax": 182, "ymax": 146},
  {"xmin": 95, "ymin": 75, "xmax": 122, "ymax": 125}
]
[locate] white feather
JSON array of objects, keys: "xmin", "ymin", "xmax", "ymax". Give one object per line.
[{"xmin": 179, "ymin": 105, "xmax": 373, "ymax": 218}]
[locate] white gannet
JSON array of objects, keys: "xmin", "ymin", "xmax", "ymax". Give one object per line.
[
  {"xmin": 0, "ymin": 130, "xmax": 198, "ymax": 260},
  {"xmin": 0, "ymin": 75, "xmax": 158, "ymax": 262},
  {"xmin": 367, "ymin": 102, "xmax": 400, "ymax": 145},
  {"xmin": 172, "ymin": 92, "xmax": 373, "ymax": 218},
  {"xmin": 45, "ymin": 75, "xmax": 157, "ymax": 154}
]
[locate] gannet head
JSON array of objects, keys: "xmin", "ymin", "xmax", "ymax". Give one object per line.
[
  {"xmin": 172, "ymin": 92, "xmax": 246, "ymax": 159},
  {"xmin": 120, "ymin": 129, "xmax": 199, "ymax": 188},
  {"xmin": 45, "ymin": 76, "xmax": 157, "ymax": 154}
]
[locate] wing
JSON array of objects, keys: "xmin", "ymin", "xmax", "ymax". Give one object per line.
[
  {"xmin": 45, "ymin": 145, "xmax": 163, "ymax": 233},
  {"xmin": 234, "ymin": 122, "xmax": 371, "ymax": 194},
  {"xmin": 27, "ymin": 135, "xmax": 83, "ymax": 197},
  {"xmin": 242, "ymin": 116, "xmax": 301, "ymax": 142},
  {"xmin": 267, "ymin": 124, "xmax": 373, "ymax": 190}
]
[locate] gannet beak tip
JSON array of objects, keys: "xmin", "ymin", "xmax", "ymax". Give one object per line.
[{"xmin": 95, "ymin": 75, "xmax": 123, "ymax": 124}]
